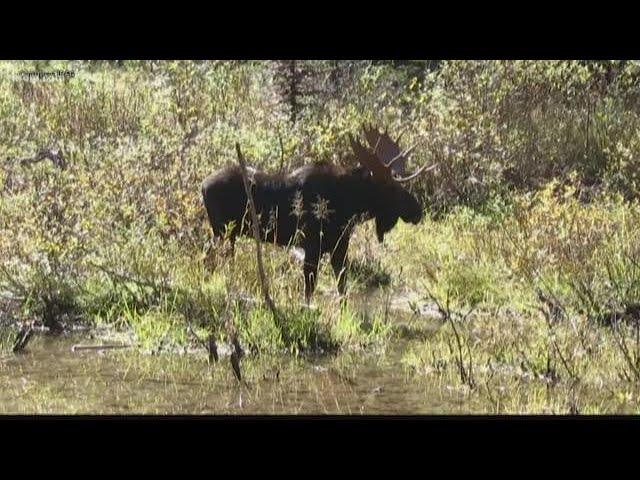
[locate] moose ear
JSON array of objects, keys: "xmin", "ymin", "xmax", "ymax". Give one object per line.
[
  {"xmin": 349, "ymin": 134, "xmax": 374, "ymax": 174},
  {"xmin": 349, "ymin": 133, "xmax": 392, "ymax": 180}
]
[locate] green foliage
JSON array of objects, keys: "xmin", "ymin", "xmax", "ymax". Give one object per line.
[
  {"xmin": 331, "ymin": 304, "xmax": 392, "ymax": 349},
  {"xmin": 391, "ymin": 183, "xmax": 640, "ymax": 409},
  {"xmin": 3, "ymin": 60, "xmax": 640, "ymax": 375}
]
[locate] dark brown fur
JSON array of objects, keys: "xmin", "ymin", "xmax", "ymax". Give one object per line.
[{"xmin": 201, "ymin": 161, "xmax": 423, "ymax": 302}]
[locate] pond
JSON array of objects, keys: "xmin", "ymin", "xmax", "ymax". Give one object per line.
[
  {"xmin": 1, "ymin": 289, "xmax": 628, "ymax": 414},
  {"xmin": 0, "ymin": 333, "xmax": 480, "ymax": 414},
  {"xmin": 0, "ymin": 288, "xmax": 479, "ymax": 414}
]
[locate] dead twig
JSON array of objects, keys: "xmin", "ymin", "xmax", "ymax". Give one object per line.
[
  {"xmin": 425, "ymin": 287, "xmax": 476, "ymax": 389},
  {"xmin": 0, "ymin": 263, "xmax": 29, "ymax": 297},
  {"xmin": 610, "ymin": 317, "xmax": 640, "ymax": 381},
  {"xmin": 276, "ymin": 124, "xmax": 286, "ymax": 173},
  {"xmin": 87, "ymin": 260, "xmax": 166, "ymax": 299},
  {"xmin": 230, "ymin": 341, "xmax": 243, "ymax": 382},
  {"xmin": 539, "ymin": 303, "xmax": 578, "ymax": 381},
  {"xmin": 185, "ymin": 320, "xmax": 219, "ymax": 364},
  {"xmin": 18, "ymin": 148, "xmax": 66, "ymax": 169},
  {"xmin": 12, "ymin": 323, "xmax": 34, "ymax": 354},
  {"xmin": 208, "ymin": 334, "xmax": 219, "ymax": 363},
  {"xmin": 235, "ymin": 143, "xmax": 281, "ymax": 322},
  {"xmin": 71, "ymin": 343, "xmax": 135, "ymax": 352}
]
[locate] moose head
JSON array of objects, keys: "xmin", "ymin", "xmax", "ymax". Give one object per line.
[{"xmin": 348, "ymin": 124, "xmax": 435, "ymax": 243}]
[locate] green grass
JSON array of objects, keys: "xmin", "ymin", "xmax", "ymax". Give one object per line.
[{"xmin": 384, "ymin": 184, "xmax": 640, "ymax": 412}]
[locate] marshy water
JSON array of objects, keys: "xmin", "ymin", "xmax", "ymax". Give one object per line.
[
  {"xmin": 0, "ymin": 289, "xmax": 478, "ymax": 414},
  {"xmin": 0, "ymin": 334, "xmax": 468, "ymax": 414},
  {"xmin": 1, "ymin": 288, "xmax": 631, "ymax": 414}
]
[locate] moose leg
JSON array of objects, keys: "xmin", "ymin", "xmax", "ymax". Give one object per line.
[
  {"xmin": 212, "ymin": 222, "xmax": 237, "ymax": 257},
  {"xmin": 303, "ymin": 247, "xmax": 320, "ymax": 305},
  {"xmin": 209, "ymin": 232, "xmax": 231, "ymax": 258},
  {"xmin": 224, "ymin": 234, "xmax": 236, "ymax": 257},
  {"xmin": 330, "ymin": 237, "xmax": 350, "ymax": 298}
]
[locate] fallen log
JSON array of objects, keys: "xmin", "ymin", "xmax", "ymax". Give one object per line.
[{"xmin": 71, "ymin": 344, "xmax": 135, "ymax": 352}]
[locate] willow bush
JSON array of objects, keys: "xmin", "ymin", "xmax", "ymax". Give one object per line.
[{"xmin": 2, "ymin": 59, "xmax": 640, "ymax": 349}]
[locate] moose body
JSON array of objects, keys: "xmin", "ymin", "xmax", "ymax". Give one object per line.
[{"xmin": 202, "ymin": 126, "xmax": 434, "ymax": 303}]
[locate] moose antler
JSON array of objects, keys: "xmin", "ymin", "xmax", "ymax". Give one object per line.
[
  {"xmin": 362, "ymin": 123, "xmax": 428, "ymax": 178},
  {"xmin": 348, "ymin": 134, "xmax": 391, "ymax": 181},
  {"xmin": 362, "ymin": 124, "xmax": 406, "ymax": 176},
  {"xmin": 350, "ymin": 124, "xmax": 436, "ymax": 183},
  {"xmin": 394, "ymin": 162, "xmax": 438, "ymax": 183}
]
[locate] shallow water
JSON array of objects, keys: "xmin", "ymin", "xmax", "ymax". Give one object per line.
[
  {"xmin": 3, "ymin": 288, "xmax": 628, "ymax": 414},
  {"xmin": 0, "ymin": 287, "xmax": 470, "ymax": 414},
  {"xmin": 0, "ymin": 331, "xmax": 481, "ymax": 414}
]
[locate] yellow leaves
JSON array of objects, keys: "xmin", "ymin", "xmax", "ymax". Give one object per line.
[{"xmin": 409, "ymin": 76, "xmax": 420, "ymax": 92}]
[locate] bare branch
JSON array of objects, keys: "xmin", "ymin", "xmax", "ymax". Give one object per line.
[
  {"xmin": 235, "ymin": 143, "xmax": 281, "ymax": 322},
  {"xmin": 18, "ymin": 148, "xmax": 66, "ymax": 169},
  {"xmin": 12, "ymin": 323, "xmax": 34, "ymax": 354}
]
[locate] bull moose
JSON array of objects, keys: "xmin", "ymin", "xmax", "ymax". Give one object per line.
[{"xmin": 201, "ymin": 125, "xmax": 435, "ymax": 303}]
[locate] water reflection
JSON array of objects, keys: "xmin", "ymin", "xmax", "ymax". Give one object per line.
[{"xmin": 0, "ymin": 329, "xmax": 466, "ymax": 414}]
